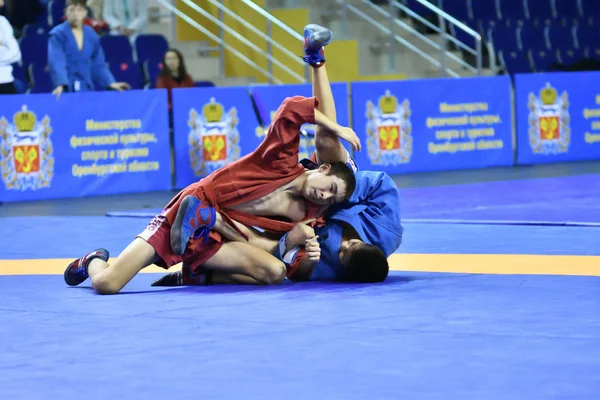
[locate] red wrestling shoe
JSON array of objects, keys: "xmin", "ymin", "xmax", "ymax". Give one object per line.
[{"xmin": 64, "ymin": 248, "xmax": 109, "ymax": 286}]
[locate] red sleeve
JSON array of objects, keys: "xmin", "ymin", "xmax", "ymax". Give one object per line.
[
  {"xmin": 255, "ymin": 96, "xmax": 319, "ymax": 166},
  {"xmin": 286, "ymin": 249, "xmax": 314, "ymax": 282}
]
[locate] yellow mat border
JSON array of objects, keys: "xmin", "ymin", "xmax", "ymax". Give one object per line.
[{"xmin": 0, "ymin": 254, "xmax": 599, "ymax": 276}]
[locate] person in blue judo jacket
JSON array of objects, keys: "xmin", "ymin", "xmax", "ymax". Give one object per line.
[
  {"xmin": 48, "ymin": 0, "xmax": 130, "ymax": 99},
  {"xmin": 152, "ymin": 24, "xmax": 403, "ymax": 286}
]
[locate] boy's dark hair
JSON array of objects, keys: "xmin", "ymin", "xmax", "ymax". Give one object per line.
[
  {"xmin": 341, "ymin": 244, "xmax": 389, "ymax": 283},
  {"xmin": 328, "ymin": 162, "xmax": 356, "ymax": 202},
  {"xmin": 66, "ymin": 0, "xmax": 87, "ymax": 7}
]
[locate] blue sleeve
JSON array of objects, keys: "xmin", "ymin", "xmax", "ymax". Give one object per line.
[
  {"xmin": 90, "ymin": 33, "xmax": 115, "ymax": 89},
  {"xmin": 48, "ymin": 33, "xmax": 69, "ymax": 88},
  {"xmin": 348, "ymin": 172, "xmax": 401, "ymax": 223}
]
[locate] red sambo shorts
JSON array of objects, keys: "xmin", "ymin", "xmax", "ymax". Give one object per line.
[{"xmin": 137, "ymin": 189, "xmax": 223, "ymax": 273}]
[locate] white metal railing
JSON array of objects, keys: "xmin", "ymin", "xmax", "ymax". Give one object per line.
[
  {"xmin": 155, "ymin": 0, "xmax": 308, "ymax": 84},
  {"xmin": 337, "ymin": 0, "xmax": 482, "ymax": 77}
]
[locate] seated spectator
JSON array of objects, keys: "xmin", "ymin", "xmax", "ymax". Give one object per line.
[
  {"xmin": 48, "ymin": 0, "xmax": 129, "ymax": 98},
  {"xmin": 3, "ymin": 0, "xmax": 43, "ymax": 37},
  {"xmin": 103, "ymin": 0, "xmax": 147, "ymax": 43},
  {"xmin": 156, "ymin": 48, "xmax": 194, "ymax": 113},
  {"xmin": 0, "ymin": 0, "xmax": 21, "ymax": 94}
]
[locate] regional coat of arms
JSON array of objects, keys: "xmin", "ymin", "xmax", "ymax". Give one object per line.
[
  {"xmin": 0, "ymin": 105, "xmax": 54, "ymax": 190},
  {"xmin": 188, "ymin": 97, "xmax": 241, "ymax": 176},
  {"xmin": 528, "ymin": 82, "xmax": 570, "ymax": 154},
  {"xmin": 366, "ymin": 90, "xmax": 412, "ymax": 165}
]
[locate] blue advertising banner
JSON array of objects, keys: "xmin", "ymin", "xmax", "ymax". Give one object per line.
[
  {"xmin": 250, "ymin": 83, "xmax": 351, "ymax": 160},
  {"xmin": 515, "ymin": 72, "xmax": 600, "ymax": 164},
  {"xmin": 0, "ymin": 90, "xmax": 170, "ymax": 202},
  {"xmin": 171, "ymin": 86, "xmax": 259, "ymax": 189},
  {"xmin": 350, "ymin": 76, "xmax": 514, "ymax": 173}
]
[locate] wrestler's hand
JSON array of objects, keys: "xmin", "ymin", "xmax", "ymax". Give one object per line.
[
  {"xmin": 286, "ymin": 218, "xmax": 316, "ymax": 248},
  {"xmin": 305, "ymin": 236, "xmax": 321, "ymax": 263},
  {"xmin": 335, "ymin": 125, "xmax": 361, "ymax": 152}
]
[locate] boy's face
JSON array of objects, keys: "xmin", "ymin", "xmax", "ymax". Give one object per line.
[{"xmin": 66, "ymin": 4, "xmax": 87, "ymax": 27}]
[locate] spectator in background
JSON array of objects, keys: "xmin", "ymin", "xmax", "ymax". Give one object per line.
[
  {"xmin": 49, "ymin": 0, "xmax": 129, "ymax": 99},
  {"xmin": 156, "ymin": 48, "xmax": 194, "ymax": 115},
  {"xmin": 88, "ymin": 0, "xmax": 104, "ymax": 21},
  {"xmin": 0, "ymin": 0, "xmax": 21, "ymax": 94},
  {"xmin": 103, "ymin": 0, "xmax": 147, "ymax": 43}
]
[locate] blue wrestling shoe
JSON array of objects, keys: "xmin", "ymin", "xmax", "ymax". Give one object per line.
[
  {"xmin": 303, "ymin": 24, "xmax": 333, "ymax": 67},
  {"xmin": 64, "ymin": 248, "xmax": 109, "ymax": 286},
  {"xmin": 170, "ymin": 195, "xmax": 217, "ymax": 255}
]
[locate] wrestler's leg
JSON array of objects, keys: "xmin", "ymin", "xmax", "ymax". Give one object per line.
[
  {"xmin": 152, "ymin": 241, "xmax": 286, "ymax": 287},
  {"xmin": 89, "ymin": 238, "xmax": 157, "ymax": 294},
  {"xmin": 65, "ymin": 238, "xmax": 158, "ymax": 295},
  {"xmin": 313, "ymin": 64, "xmax": 336, "ymax": 123},
  {"xmin": 201, "ymin": 241, "xmax": 286, "ymax": 285},
  {"xmin": 304, "ymin": 25, "xmax": 348, "ymax": 164}
]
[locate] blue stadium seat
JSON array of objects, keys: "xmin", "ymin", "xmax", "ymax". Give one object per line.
[
  {"xmin": 530, "ymin": 48, "xmax": 559, "ymax": 71},
  {"xmin": 135, "ymin": 34, "xmax": 169, "ymax": 65},
  {"xmin": 557, "ymin": 48, "xmax": 586, "ymax": 67},
  {"xmin": 574, "ymin": 24, "xmax": 600, "ymax": 50},
  {"xmin": 109, "ymin": 62, "xmax": 145, "ymax": 90},
  {"xmin": 490, "ymin": 24, "xmax": 519, "ymax": 53},
  {"xmin": 22, "ymin": 23, "xmax": 50, "ymax": 38},
  {"xmin": 497, "ymin": 0, "xmax": 527, "ymax": 22},
  {"xmin": 48, "ymin": 0, "xmax": 66, "ymax": 27},
  {"xmin": 525, "ymin": 0, "xmax": 554, "ymax": 22},
  {"xmin": 547, "ymin": 25, "xmax": 576, "ymax": 49},
  {"xmin": 19, "ymin": 34, "xmax": 49, "ymax": 70},
  {"xmin": 518, "ymin": 25, "xmax": 550, "ymax": 50},
  {"xmin": 580, "ymin": 0, "xmax": 600, "ymax": 18},
  {"xmin": 553, "ymin": 0, "xmax": 582, "ymax": 21},
  {"xmin": 29, "ymin": 63, "xmax": 54, "ymax": 94},
  {"xmin": 469, "ymin": 0, "xmax": 500, "ymax": 25},
  {"xmin": 143, "ymin": 59, "xmax": 162, "ymax": 88},
  {"xmin": 100, "ymin": 36, "xmax": 134, "ymax": 64},
  {"xmin": 500, "ymin": 49, "xmax": 532, "ymax": 74}
]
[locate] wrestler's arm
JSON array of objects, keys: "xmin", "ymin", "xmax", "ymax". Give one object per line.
[
  {"xmin": 313, "ymin": 109, "xmax": 350, "ymax": 165},
  {"xmin": 259, "ymin": 96, "xmax": 359, "ymax": 164},
  {"xmin": 314, "ymin": 110, "xmax": 361, "ymax": 153},
  {"xmin": 214, "ymin": 213, "xmax": 279, "ymax": 254}
]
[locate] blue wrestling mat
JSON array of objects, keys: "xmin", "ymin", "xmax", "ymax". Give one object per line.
[{"xmin": 401, "ymin": 174, "xmax": 600, "ymax": 226}]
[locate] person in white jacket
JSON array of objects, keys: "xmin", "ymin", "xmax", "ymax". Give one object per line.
[
  {"xmin": 0, "ymin": 0, "xmax": 22, "ymax": 94},
  {"xmin": 102, "ymin": 0, "xmax": 147, "ymax": 44}
]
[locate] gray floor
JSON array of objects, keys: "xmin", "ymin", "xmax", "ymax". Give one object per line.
[{"xmin": 1, "ymin": 160, "xmax": 599, "ymax": 217}]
